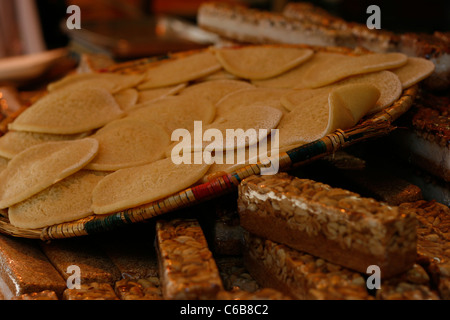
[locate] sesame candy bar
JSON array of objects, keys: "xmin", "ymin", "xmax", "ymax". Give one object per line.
[
  {"xmin": 217, "ymin": 287, "xmax": 290, "ymax": 300},
  {"xmin": 238, "ymin": 173, "xmax": 417, "ymax": 278},
  {"xmin": 243, "ymin": 232, "xmax": 370, "ymax": 300},
  {"xmin": 114, "ymin": 277, "xmax": 162, "ymax": 300},
  {"xmin": 12, "ymin": 290, "xmax": 59, "ymax": 300},
  {"xmin": 400, "ymin": 200, "xmax": 450, "ymax": 299},
  {"xmin": 376, "ymin": 264, "xmax": 440, "ymax": 300},
  {"xmin": 63, "ymin": 282, "xmax": 119, "ymax": 300},
  {"xmin": 156, "ymin": 218, "xmax": 224, "ymax": 300}
]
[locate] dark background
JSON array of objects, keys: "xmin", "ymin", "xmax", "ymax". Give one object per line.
[
  {"xmin": 35, "ymin": 0, "xmax": 450, "ymax": 50},
  {"xmin": 305, "ymin": 0, "xmax": 450, "ymax": 33}
]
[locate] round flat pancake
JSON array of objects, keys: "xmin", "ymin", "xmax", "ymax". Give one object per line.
[
  {"xmin": 126, "ymin": 95, "xmax": 215, "ymax": 134},
  {"xmin": 277, "ymin": 93, "xmax": 332, "ymax": 147},
  {"xmin": 334, "ymin": 70, "xmax": 401, "ymax": 113},
  {"xmin": 8, "ymin": 170, "xmax": 107, "ymax": 229},
  {"xmin": 85, "ymin": 118, "xmax": 170, "ymax": 171},
  {"xmin": 302, "ymin": 52, "xmax": 408, "ymax": 88},
  {"xmin": 215, "ymin": 87, "xmax": 292, "ymax": 118},
  {"xmin": 326, "ymin": 83, "xmax": 380, "ymax": 131},
  {"xmin": 138, "ymin": 50, "xmax": 222, "ymax": 89},
  {"xmin": 177, "ymin": 79, "xmax": 253, "ymax": 105},
  {"xmin": 280, "ymin": 87, "xmax": 330, "ymax": 111},
  {"xmin": 196, "ymin": 70, "xmax": 240, "ymax": 82},
  {"xmin": 214, "ymin": 46, "xmax": 314, "ymax": 80},
  {"xmin": 0, "ymin": 156, "xmax": 8, "ymax": 174},
  {"xmin": 252, "ymin": 51, "xmax": 348, "ymax": 89},
  {"xmin": 281, "ymin": 70, "xmax": 401, "ymax": 114},
  {"xmin": 91, "ymin": 158, "xmax": 210, "ymax": 215},
  {"xmin": 169, "ymin": 104, "xmax": 283, "ymax": 157},
  {"xmin": 277, "ymin": 83, "xmax": 380, "ymax": 148},
  {"xmin": 47, "ymin": 72, "xmax": 145, "ymax": 94},
  {"xmin": 114, "ymin": 88, "xmax": 138, "ymax": 111},
  {"xmin": 137, "ymin": 83, "xmax": 187, "ymax": 104},
  {"xmin": 205, "ymin": 105, "xmax": 282, "ymax": 151},
  {"xmin": 0, "ymin": 138, "xmax": 99, "ymax": 209},
  {"xmin": 390, "ymin": 57, "xmax": 436, "ymax": 89},
  {"xmin": 0, "ymin": 130, "xmax": 90, "ymax": 159},
  {"xmin": 9, "ymin": 87, "xmax": 125, "ymax": 134}
]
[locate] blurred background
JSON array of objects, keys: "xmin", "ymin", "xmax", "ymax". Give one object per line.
[
  {"xmin": 0, "ymin": 0, "xmax": 448, "ymax": 89},
  {"xmin": 1, "ymin": 0, "xmax": 449, "ymax": 58}
]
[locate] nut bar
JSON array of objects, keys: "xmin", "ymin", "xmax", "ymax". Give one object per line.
[
  {"xmin": 376, "ymin": 264, "xmax": 440, "ymax": 300},
  {"xmin": 217, "ymin": 287, "xmax": 290, "ymax": 300},
  {"xmin": 114, "ymin": 277, "xmax": 162, "ymax": 300},
  {"xmin": 12, "ymin": 290, "xmax": 59, "ymax": 300},
  {"xmin": 238, "ymin": 173, "xmax": 417, "ymax": 278},
  {"xmin": 243, "ymin": 232, "xmax": 370, "ymax": 300},
  {"xmin": 63, "ymin": 282, "xmax": 119, "ymax": 300},
  {"xmin": 400, "ymin": 200, "xmax": 450, "ymax": 299},
  {"xmin": 156, "ymin": 218, "xmax": 224, "ymax": 300}
]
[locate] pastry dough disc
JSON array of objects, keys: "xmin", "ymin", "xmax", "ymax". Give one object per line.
[
  {"xmin": 277, "ymin": 83, "xmax": 379, "ymax": 147},
  {"xmin": 391, "ymin": 57, "xmax": 436, "ymax": 89},
  {"xmin": 252, "ymin": 52, "xmax": 348, "ymax": 89},
  {"xmin": 92, "ymin": 158, "xmax": 210, "ymax": 215},
  {"xmin": 178, "ymin": 79, "xmax": 253, "ymax": 105},
  {"xmin": 86, "ymin": 118, "xmax": 170, "ymax": 171},
  {"xmin": 47, "ymin": 72, "xmax": 145, "ymax": 94},
  {"xmin": 0, "ymin": 130, "xmax": 90, "ymax": 159},
  {"xmin": 136, "ymin": 83, "xmax": 187, "ymax": 104},
  {"xmin": 8, "ymin": 170, "xmax": 107, "ymax": 229},
  {"xmin": 9, "ymin": 87, "xmax": 124, "ymax": 134},
  {"xmin": 281, "ymin": 70, "xmax": 401, "ymax": 114},
  {"xmin": 138, "ymin": 50, "xmax": 222, "ymax": 89},
  {"xmin": 0, "ymin": 138, "xmax": 99, "ymax": 209},
  {"xmin": 216, "ymin": 87, "xmax": 291, "ymax": 118},
  {"xmin": 215, "ymin": 46, "xmax": 314, "ymax": 80},
  {"xmin": 303, "ymin": 52, "xmax": 407, "ymax": 88},
  {"xmin": 114, "ymin": 88, "xmax": 139, "ymax": 111},
  {"xmin": 126, "ymin": 95, "xmax": 215, "ymax": 134}
]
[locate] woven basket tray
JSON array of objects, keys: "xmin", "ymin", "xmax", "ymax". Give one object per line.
[{"xmin": 0, "ymin": 45, "xmax": 419, "ymax": 240}]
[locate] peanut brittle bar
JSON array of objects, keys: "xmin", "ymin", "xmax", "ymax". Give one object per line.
[
  {"xmin": 63, "ymin": 282, "xmax": 119, "ymax": 300},
  {"xmin": 114, "ymin": 277, "xmax": 162, "ymax": 300},
  {"xmin": 12, "ymin": 290, "xmax": 59, "ymax": 300},
  {"xmin": 376, "ymin": 264, "xmax": 440, "ymax": 300},
  {"xmin": 243, "ymin": 232, "xmax": 370, "ymax": 300},
  {"xmin": 400, "ymin": 200, "xmax": 450, "ymax": 299},
  {"xmin": 156, "ymin": 218, "xmax": 224, "ymax": 300},
  {"xmin": 217, "ymin": 287, "xmax": 290, "ymax": 300},
  {"xmin": 238, "ymin": 173, "xmax": 417, "ymax": 278}
]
